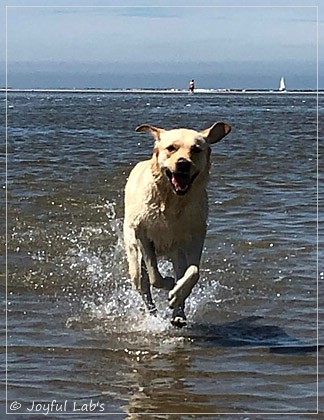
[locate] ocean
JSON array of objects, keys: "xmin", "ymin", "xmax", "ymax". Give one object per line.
[{"xmin": 1, "ymin": 91, "xmax": 323, "ymax": 418}]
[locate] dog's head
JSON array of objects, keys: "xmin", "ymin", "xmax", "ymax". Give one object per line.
[{"xmin": 135, "ymin": 122, "xmax": 231, "ymax": 196}]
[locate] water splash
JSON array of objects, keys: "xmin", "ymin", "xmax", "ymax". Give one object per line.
[
  {"xmin": 64, "ymin": 201, "xmax": 231, "ymax": 334},
  {"xmin": 63, "ymin": 201, "xmax": 170, "ymax": 333}
]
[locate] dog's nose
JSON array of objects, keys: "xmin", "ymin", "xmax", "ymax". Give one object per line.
[{"xmin": 176, "ymin": 158, "xmax": 191, "ymax": 172}]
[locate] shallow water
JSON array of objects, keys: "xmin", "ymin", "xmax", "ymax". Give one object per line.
[{"xmin": 1, "ymin": 92, "xmax": 323, "ymax": 418}]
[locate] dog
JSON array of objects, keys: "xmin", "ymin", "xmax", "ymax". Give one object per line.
[{"xmin": 123, "ymin": 121, "xmax": 231, "ymax": 327}]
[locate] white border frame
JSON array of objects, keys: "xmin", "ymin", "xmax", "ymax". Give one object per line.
[{"xmin": 5, "ymin": 4, "xmax": 319, "ymax": 416}]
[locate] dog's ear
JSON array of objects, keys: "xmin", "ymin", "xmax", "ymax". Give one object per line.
[
  {"xmin": 201, "ymin": 122, "xmax": 231, "ymax": 144},
  {"xmin": 135, "ymin": 124, "xmax": 165, "ymax": 141}
]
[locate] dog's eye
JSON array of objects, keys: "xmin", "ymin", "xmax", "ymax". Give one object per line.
[
  {"xmin": 166, "ymin": 145, "xmax": 177, "ymax": 153},
  {"xmin": 191, "ymin": 145, "xmax": 202, "ymax": 154}
]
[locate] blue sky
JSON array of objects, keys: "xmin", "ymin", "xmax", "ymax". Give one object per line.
[{"xmin": 1, "ymin": 0, "xmax": 323, "ymax": 89}]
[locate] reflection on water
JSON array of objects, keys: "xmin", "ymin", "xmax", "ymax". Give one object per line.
[{"xmin": 2, "ymin": 92, "xmax": 322, "ymax": 418}]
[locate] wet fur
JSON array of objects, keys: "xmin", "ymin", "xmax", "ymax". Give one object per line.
[{"xmin": 124, "ymin": 122, "xmax": 231, "ymax": 326}]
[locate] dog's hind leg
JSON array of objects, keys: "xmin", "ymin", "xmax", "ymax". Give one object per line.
[
  {"xmin": 124, "ymin": 240, "xmax": 141, "ymax": 289},
  {"xmin": 125, "ymin": 246, "xmax": 156, "ymax": 314},
  {"xmin": 124, "ymin": 230, "xmax": 156, "ymax": 313},
  {"xmin": 140, "ymin": 260, "xmax": 157, "ymax": 314}
]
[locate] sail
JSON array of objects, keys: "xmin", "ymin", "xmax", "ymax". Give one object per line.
[{"xmin": 279, "ymin": 77, "xmax": 286, "ymax": 91}]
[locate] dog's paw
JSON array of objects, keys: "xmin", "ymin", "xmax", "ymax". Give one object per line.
[
  {"xmin": 148, "ymin": 303, "xmax": 158, "ymax": 316},
  {"xmin": 171, "ymin": 316, "xmax": 187, "ymax": 328},
  {"xmin": 171, "ymin": 308, "xmax": 187, "ymax": 328}
]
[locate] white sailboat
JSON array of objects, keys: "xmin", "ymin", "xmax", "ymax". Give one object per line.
[{"xmin": 279, "ymin": 77, "xmax": 286, "ymax": 92}]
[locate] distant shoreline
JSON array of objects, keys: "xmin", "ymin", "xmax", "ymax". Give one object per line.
[{"xmin": 1, "ymin": 88, "xmax": 322, "ymax": 95}]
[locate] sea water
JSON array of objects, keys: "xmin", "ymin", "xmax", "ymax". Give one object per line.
[{"xmin": 2, "ymin": 91, "xmax": 323, "ymax": 418}]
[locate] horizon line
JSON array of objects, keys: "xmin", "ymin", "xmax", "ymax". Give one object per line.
[{"xmin": 1, "ymin": 87, "xmax": 322, "ymax": 95}]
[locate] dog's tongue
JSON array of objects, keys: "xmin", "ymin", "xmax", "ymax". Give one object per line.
[{"xmin": 172, "ymin": 173, "xmax": 190, "ymax": 192}]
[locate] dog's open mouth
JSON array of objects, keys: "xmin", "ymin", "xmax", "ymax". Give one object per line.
[{"xmin": 165, "ymin": 169, "xmax": 197, "ymax": 195}]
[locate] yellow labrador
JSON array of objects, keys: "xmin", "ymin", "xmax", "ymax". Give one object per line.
[{"xmin": 124, "ymin": 122, "xmax": 231, "ymax": 327}]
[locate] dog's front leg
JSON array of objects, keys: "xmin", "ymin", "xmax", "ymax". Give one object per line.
[
  {"xmin": 169, "ymin": 265, "xmax": 199, "ymax": 309},
  {"xmin": 169, "ymin": 265, "xmax": 200, "ymax": 328},
  {"xmin": 169, "ymin": 238, "xmax": 204, "ymax": 324},
  {"xmin": 137, "ymin": 231, "xmax": 175, "ymax": 291},
  {"xmin": 124, "ymin": 226, "xmax": 156, "ymax": 312}
]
